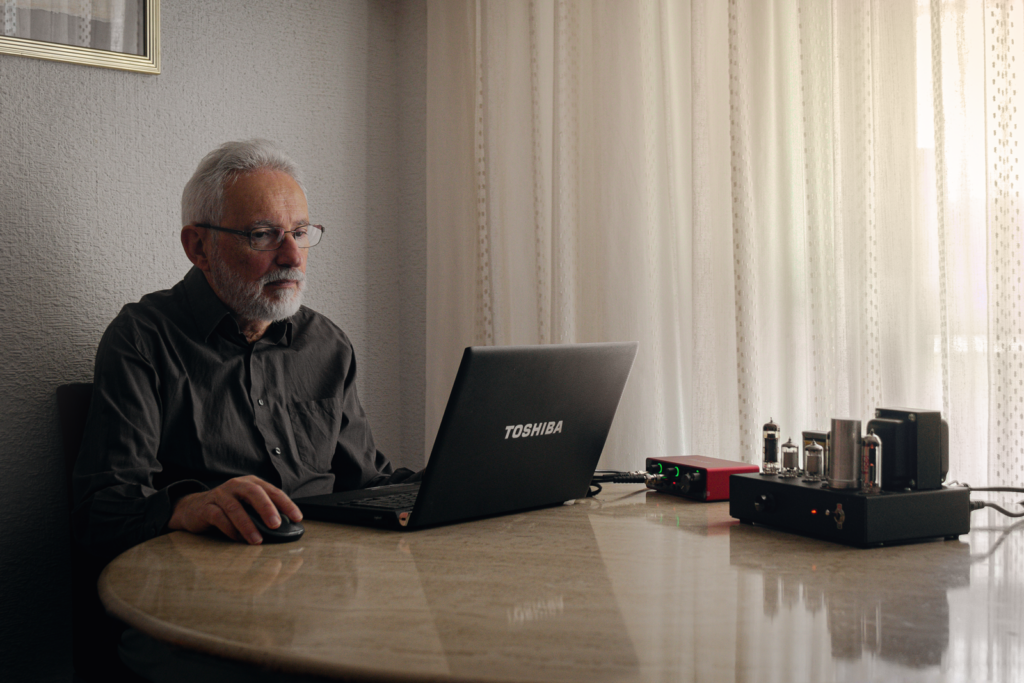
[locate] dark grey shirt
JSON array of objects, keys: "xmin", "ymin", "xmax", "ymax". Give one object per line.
[{"xmin": 73, "ymin": 267, "xmax": 394, "ymax": 556}]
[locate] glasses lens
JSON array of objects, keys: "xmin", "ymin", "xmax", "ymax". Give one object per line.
[
  {"xmin": 247, "ymin": 225, "xmax": 323, "ymax": 250},
  {"xmin": 249, "ymin": 228, "xmax": 281, "ymax": 250},
  {"xmin": 304, "ymin": 225, "xmax": 323, "ymax": 248}
]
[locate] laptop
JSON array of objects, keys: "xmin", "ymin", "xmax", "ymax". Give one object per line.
[{"xmin": 296, "ymin": 341, "xmax": 638, "ymax": 529}]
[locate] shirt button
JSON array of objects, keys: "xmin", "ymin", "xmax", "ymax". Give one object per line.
[
  {"xmin": 273, "ymin": 447, "xmax": 282, "ymax": 455},
  {"xmin": 258, "ymin": 399, "xmax": 265, "ymax": 406}
]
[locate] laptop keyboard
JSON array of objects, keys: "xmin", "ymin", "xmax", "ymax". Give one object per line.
[{"xmin": 347, "ymin": 490, "xmax": 419, "ymax": 510}]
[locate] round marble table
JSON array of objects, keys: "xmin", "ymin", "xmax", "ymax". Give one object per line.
[{"xmin": 99, "ymin": 484, "xmax": 1024, "ymax": 682}]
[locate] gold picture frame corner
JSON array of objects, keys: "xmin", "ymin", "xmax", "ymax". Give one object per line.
[{"xmin": 0, "ymin": 0, "xmax": 160, "ymax": 75}]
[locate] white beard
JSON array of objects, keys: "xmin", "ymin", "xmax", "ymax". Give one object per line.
[{"xmin": 209, "ymin": 258, "xmax": 306, "ymax": 323}]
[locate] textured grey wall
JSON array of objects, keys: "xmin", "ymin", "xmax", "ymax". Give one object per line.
[{"xmin": 0, "ymin": 1, "xmax": 426, "ymax": 679}]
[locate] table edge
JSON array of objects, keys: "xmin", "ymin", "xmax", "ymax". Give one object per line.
[{"xmin": 97, "ymin": 552, "xmax": 475, "ymax": 683}]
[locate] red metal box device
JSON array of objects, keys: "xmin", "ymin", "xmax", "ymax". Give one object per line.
[{"xmin": 646, "ymin": 455, "xmax": 760, "ymax": 501}]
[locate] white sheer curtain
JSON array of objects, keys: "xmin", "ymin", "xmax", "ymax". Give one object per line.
[
  {"xmin": 426, "ymin": 0, "xmax": 1020, "ymax": 489},
  {"xmin": 2, "ymin": 0, "xmax": 142, "ymax": 55}
]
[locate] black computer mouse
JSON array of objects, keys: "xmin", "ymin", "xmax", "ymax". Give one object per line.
[{"xmin": 243, "ymin": 503, "xmax": 305, "ymax": 544}]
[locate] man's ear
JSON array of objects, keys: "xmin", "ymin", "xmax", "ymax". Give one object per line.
[{"xmin": 181, "ymin": 225, "xmax": 213, "ymax": 273}]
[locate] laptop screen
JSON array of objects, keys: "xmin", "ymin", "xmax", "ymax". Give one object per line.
[{"xmin": 409, "ymin": 342, "xmax": 638, "ymax": 528}]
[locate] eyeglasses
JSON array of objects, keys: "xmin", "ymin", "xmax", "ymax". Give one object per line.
[{"xmin": 197, "ymin": 223, "xmax": 325, "ymax": 251}]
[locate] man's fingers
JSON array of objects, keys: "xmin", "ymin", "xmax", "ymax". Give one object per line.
[
  {"xmin": 231, "ymin": 478, "xmax": 301, "ymax": 526},
  {"xmin": 170, "ymin": 476, "xmax": 294, "ymax": 544},
  {"xmin": 228, "ymin": 485, "xmax": 284, "ymax": 529},
  {"xmin": 217, "ymin": 500, "xmax": 264, "ymax": 544},
  {"xmin": 207, "ymin": 506, "xmax": 246, "ymax": 543},
  {"xmin": 265, "ymin": 487, "xmax": 303, "ymax": 523}
]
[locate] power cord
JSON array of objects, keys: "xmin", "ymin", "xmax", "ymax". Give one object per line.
[
  {"xmin": 950, "ymin": 482, "xmax": 1024, "ymax": 518},
  {"xmin": 968, "ymin": 500, "xmax": 1024, "ymax": 518}
]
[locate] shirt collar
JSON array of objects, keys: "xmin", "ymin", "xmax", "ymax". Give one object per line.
[
  {"xmin": 182, "ymin": 267, "xmax": 293, "ymax": 346},
  {"xmin": 262, "ymin": 318, "xmax": 291, "ymax": 345},
  {"xmin": 183, "ymin": 267, "xmax": 232, "ymax": 342}
]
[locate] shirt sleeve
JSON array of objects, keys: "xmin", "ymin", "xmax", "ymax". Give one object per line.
[
  {"xmin": 72, "ymin": 316, "xmax": 207, "ymax": 558},
  {"xmin": 329, "ymin": 341, "xmax": 395, "ymax": 492}
]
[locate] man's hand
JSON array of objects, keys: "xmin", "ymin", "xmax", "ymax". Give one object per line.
[{"xmin": 168, "ymin": 475, "xmax": 303, "ymax": 545}]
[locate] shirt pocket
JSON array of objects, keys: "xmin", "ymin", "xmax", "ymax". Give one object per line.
[{"xmin": 286, "ymin": 397, "xmax": 344, "ymax": 471}]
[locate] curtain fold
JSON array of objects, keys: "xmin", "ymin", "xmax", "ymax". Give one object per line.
[
  {"xmin": 428, "ymin": 0, "xmax": 696, "ymax": 466},
  {"xmin": 426, "ymin": 0, "xmax": 1019, "ymax": 488}
]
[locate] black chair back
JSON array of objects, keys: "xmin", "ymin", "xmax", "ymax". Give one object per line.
[{"xmin": 57, "ymin": 383, "xmax": 144, "ymax": 683}]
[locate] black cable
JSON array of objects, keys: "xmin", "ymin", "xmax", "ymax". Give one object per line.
[
  {"xmin": 970, "ymin": 500, "xmax": 1024, "ymax": 518},
  {"xmin": 590, "ymin": 470, "xmax": 650, "ymax": 484},
  {"xmin": 962, "ymin": 485, "xmax": 1024, "ymax": 494},
  {"xmin": 958, "ymin": 480, "xmax": 1024, "ymax": 518},
  {"xmin": 587, "ymin": 470, "xmax": 654, "ymax": 496}
]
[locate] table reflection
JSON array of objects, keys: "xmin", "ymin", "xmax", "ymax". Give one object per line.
[
  {"xmin": 108, "ymin": 511, "xmax": 641, "ymax": 682},
  {"xmin": 586, "ymin": 487, "xmax": 1024, "ymax": 682},
  {"xmin": 728, "ymin": 522, "xmax": 971, "ymax": 669},
  {"xmin": 124, "ymin": 532, "xmax": 359, "ymax": 651},
  {"xmin": 403, "ymin": 515, "xmax": 640, "ymax": 682},
  {"xmin": 99, "ymin": 485, "xmax": 1024, "ymax": 683}
]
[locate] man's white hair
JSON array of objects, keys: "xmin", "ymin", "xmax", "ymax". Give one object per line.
[{"xmin": 180, "ymin": 139, "xmax": 305, "ymax": 227}]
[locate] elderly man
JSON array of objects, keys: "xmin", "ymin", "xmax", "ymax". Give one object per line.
[{"xmin": 73, "ymin": 139, "xmax": 414, "ymax": 557}]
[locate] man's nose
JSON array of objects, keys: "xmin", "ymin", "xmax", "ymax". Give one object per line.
[{"xmin": 275, "ymin": 233, "xmax": 304, "ymax": 267}]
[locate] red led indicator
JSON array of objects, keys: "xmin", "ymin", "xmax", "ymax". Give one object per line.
[{"xmin": 811, "ymin": 509, "xmax": 817, "ymax": 514}]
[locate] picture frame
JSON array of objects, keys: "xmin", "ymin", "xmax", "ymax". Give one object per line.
[{"xmin": 0, "ymin": 0, "xmax": 159, "ymax": 74}]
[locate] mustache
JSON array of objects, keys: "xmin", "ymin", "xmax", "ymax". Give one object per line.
[{"xmin": 259, "ymin": 268, "xmax": 306, "ymax": 286}]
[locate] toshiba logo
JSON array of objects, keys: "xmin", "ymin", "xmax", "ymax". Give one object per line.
[{"xmin": 505, "ymin": 421, "xmax": 563, "ymax": 439}]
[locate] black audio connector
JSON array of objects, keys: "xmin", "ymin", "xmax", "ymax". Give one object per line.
[{"xmin": 591, "ymin": 470, "xmax": 651, "ymax": 484}]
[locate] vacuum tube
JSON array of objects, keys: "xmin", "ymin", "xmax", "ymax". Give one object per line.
[
  {"xmin": 780, "ymin": 438, "xmax": 800, "ymax": 477},
  {"xmin": 762, "ymin": 419, "xmax": 780, "ymax": 475},
  {"xmin": 803, "ymin": 441, "xmax": 824, "ymax": 482},
  {"xmin": 861, "ymin": 430, "xmax": 882, "ymax": 493}
]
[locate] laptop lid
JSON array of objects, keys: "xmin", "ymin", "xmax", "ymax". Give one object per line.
[
  {"xmin": 297, "ymin": 341, "xmax": 638, "ymax": 529},
  {"xmin": 404, "ymin": 341, "xmax": 638, "ymax": 528}
]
